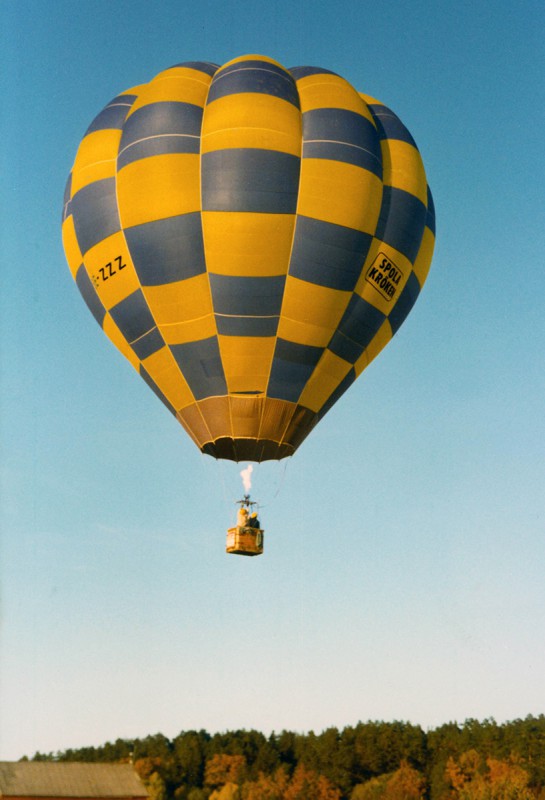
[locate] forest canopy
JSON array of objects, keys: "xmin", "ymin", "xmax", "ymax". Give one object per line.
[{"xmin": 28, "ymin": 716, "xmax": 545, "ymax": 800}]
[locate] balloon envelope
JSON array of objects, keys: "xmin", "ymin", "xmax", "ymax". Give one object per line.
[{"xmin": 62, "ymin": 55, "xmax": 435, "ymax": 462}]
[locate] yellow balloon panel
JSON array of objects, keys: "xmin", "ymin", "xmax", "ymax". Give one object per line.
[
  {"xmin": 201, "ymin": 212, "xmax": 296, "ymax": 277},
  {"xmin": 117, "ymin": 153, "xmax": 201, "ymax": 228},
  {"xmin": 277, "ymin": 277, "xmax": 350, "ymax": 347},
  {"xmin": 201, "ymin": 93, "xmax": 302, "ymax": 155},
  {"xmin": 71, "ymin": 129, "xmax": 121, "ymax": 194},
  {"xmin": 141, "ymin": 346, "xmax": 194, "ymax": 410},
  {"xmin": 102, "ymin": 315, "xmax": 140, "ymax": 371},
  {"xmin": 218, "ymin": 335, "xmax": 276, "ymax": 394},
  {"xmin": 380, "ymin": 138, "xmax": 428, "ymax": 203},
  {"xmin": 297, "ymin": 73, "xmax": 374, "ymax": 121},
  {"xmin": 143, "ymin": 274, "xmax": 213, "ymax": 326},
  {"xmin": 298, "ymin": 350, "xmax": 353, "ymax": 413},
  {"xmin": 412, "ymin": 225, "xmax": 436, "ymax": 288},
  {"xmin": 297, "ymin": 159, "xmax": 383, "ymax": 232},
  {"xmin": 160, "ymin": 315, "xmax": 217, "ymax": 346},
  {"xmin": 126, "ymin": 70, "xmax": 212, "ymax": 116}
]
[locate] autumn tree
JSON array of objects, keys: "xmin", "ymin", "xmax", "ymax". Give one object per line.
[
  {"xmin": 134, "ymin": 757, "xmax": 164, "ymax": 781},
  {"xmin": 445, "ymin": 749, "xmax": 484, "ymax": 798},
  {"xmin": 240, "ymin": 767, "xmax": 290, "ymax": 800},
  {"xmin": 351, "ymin": 760, "xmax": 426, "ymax": 800},
  {"xmin": 185, "ymin": 790, "xmax": 208, "ymax": 800},
  {"xmin": 487, "ymin": 758, "xmax": 533, "ymax": 800},
  {"xmin": 205, "ymin": 754, "xmax": 247, "ymax": 788},
  {"xmin": 209, "ymin": 783, "xmax": 241, "ymax": 800},
  {"xmin": 445, "ymin": 751, "xmax": 534, "ymax": 800},
  {"xmin": 283, "ymin": 763, "xmax": 342, "ymax": 800},
  {"xmin": 145, "ymin": 772, "xmax": 168, "ymax": 800},
  {"xmin": 385, "ymin": 760, "xmax": 426, "ymax": 800},
  {"xmin": 240, "ymin": 763, "xmax": 341, "ymax": 800},
  {"xmin": 351, "ymin": 775, "xmax": 390, "ymax": 800},
  {"xmin": 132, "ymin": 755, "xmax": 168, "ymax": 800}
]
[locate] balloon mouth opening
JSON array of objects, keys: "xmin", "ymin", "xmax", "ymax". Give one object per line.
[
  {"xmin": 176, "ymin": 397, "xmax": 318, "ymax": 462},
  {"xmin": 201, "ymin": 437, "xmax": 295, "ymax": 463}
]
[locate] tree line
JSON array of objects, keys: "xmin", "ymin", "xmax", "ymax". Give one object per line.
[{"xmin": 29, "ymin": 716, "xmax": 545, "ymax": 800}]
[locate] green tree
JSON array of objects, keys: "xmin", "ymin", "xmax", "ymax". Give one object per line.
[
  {"xmin": 172, "ymin": 730, "xmax": 209, "ymax": 788},
  {"xmin": 272, "ymin": 731, "xmax": 298, "ymax": 772}
]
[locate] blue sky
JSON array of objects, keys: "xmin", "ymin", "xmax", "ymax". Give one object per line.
[{"xmin": 1, "ymin": 0, "xmax": 544, "ymax": 761}]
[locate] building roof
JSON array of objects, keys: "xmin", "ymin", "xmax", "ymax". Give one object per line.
[{"xmin": 0, "ymin": 764, "xmax": 148, "ymax": 799}]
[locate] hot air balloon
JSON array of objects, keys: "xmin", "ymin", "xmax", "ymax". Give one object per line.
[{"xmin": 62, "ymin": 55, "xmax": 435, "ymax": 470}]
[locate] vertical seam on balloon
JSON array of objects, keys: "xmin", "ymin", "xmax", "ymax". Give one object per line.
[
  {"xmin": 368, "ymin": 103, "xmax": 429, "ymax": 337},
  {"xmin": 417, "ymin": 183, "xmax": 436, "ymax": 288},
  {"xmin": 282, "ymin": 86, "xmax": 378, "ymax": 425},
  {"xmin": 314, "ymin": 96, "xmax": 381, "ymax": 399},
  {"xmin": 75, "ymin": 130, "xmax": 134, "ymax": 362},
  {"xmin": 228, "ymin": 396, "xmax": 237, "ymax": 458},
  {"xmin": 259, "ymin": 69, "xmax": 303, "ymax": 449},
  {"xmin": 411, "ymin": 186, "xmax": 433, "ymax": 292},
  {"xmin": 279, "ymin": 404, "xmax": 299, "ymax": 455},
  {"xmin": 231, "ymin": 417, "xmax": 239, "ymax": 462},
  {"xmin": 111, "ymin": 88, "xmax": 164, "ymax": 390},
  {"xmin": 315, "ymin": 96, "xmax": 383, "ymax": 401},
  {"xmin": 194, "ymin": 399, "xmax": 215, "ymax": 450},
  {"xmin": 199, "ymin": 70, "xmax": 218, "ymax": 321},
  {"xmin": 200, "ymin": 65, "xmax": 233, "ymax": 453},
  {"xmin": 68, "ymin": 189, "xmax": 108, "ymax": 332},
  {"xmin": 274, "ymin": 77, "xmax": 329, "ymax": 446}
]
